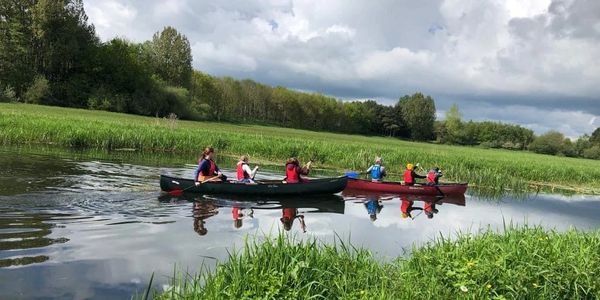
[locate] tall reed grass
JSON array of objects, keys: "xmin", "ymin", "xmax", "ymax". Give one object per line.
[
  {"xmin": 145, "ymin": 226, "xmax": 600, "ymax": 299},
  {"xmin": 2, "ymin": 103, "xmax": 599, "ymax": 194}
]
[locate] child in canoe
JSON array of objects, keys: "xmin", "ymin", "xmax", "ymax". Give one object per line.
[
  {"xmin": 366, "ymin": 157, "xmax": 386, "ymax": 182},
  {"xmin": 195, "ymin": 147, "xmax": 226, "ymax": 184}
]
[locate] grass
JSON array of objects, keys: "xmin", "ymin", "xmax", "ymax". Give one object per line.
[
  {"xmin": 1, "ymin": 103, "xmax": 600, "ymax": 195},
  {"xmin": 145, "ymin": 226, "xmax": 600, "ymax": 299}
]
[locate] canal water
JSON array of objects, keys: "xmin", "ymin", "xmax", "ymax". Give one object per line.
[{"xmin": 1, "ymin": 147, "xmax": 599, "ymax": 299}]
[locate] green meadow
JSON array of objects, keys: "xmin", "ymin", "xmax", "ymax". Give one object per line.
[
  {"xmin": 1, "ymin": 103, "xmax": 599, "ymax": 194},
  {"xmin": 145, "ymin": 226, "xmax": 600, "ymax": 299}
]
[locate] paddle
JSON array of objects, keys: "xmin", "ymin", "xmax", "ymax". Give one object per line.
[
  {"xmin": 167, "ymin": 176, "xmax": 221, "ymax": 196},
  {"xmin": 345, "ymin": 171, "xmax": 362, "ymax": 178}
]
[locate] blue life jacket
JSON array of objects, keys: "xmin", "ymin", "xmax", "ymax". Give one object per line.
[{"xmin": 371, "ymin": 164, "xmax": 382, "ymax": 180}]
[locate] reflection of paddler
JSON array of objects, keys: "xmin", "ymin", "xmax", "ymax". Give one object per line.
[
  {"xmin": 193, "ymin": 201, "xmax": 219, "ymax": 236},
  {"xmin": 424, "ymin": 200, "xmax": 439, "ymax": 219},
  {"xmin": 401, "ymin": 197, "xmax": 422, "ymax": 219},
  {"xmin": 280, "ymin": 207, "xmax": 306, "ymax": 232},
  {"xmin": 364, "ymin": 196, "xmax": 383, "ymax": 222},
  {"xmin": 232, "ymin": 207, "xmax": 254, "ymax": 229}
]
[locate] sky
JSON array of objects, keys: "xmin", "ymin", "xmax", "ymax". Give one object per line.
[{"xmin": 83, "ymin": 0, "xmax": 600, "ymax": 137}]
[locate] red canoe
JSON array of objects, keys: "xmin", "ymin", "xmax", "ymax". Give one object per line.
[{"xmin": 346, "ymin": 178, "xmax": 468, "ymax": 196}]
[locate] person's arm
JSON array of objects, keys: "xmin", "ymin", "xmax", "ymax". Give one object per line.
[
  {"xmin": 413, "ymin": 170, "xmax": 426, "ymax": 179},
  {"xmin": 214, "ymin": 163, "xmax": 222, "ymax": 176},
  {"xmin": 381, "ymin": 166, "xmax": 386, "ymax": 176},
  {"xmin": 366, "ymin": 165, "xmax": 373, "ymax": 173},
  {"xmin": 298, "ymin": 215, "xmax": 306, "ymax": 233},
  {"xmin": 299, "ymin": 166, "xmax": 310, "ymax": 175},
  {"xmin": 242, "ymin": 164, "xmax": 255, "ymax": 177},
  {"xmin": 194, "ymin": 164, "xmax": 201, "ymax": 182}
]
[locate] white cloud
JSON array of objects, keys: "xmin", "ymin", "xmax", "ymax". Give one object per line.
[{"xmin": 83, "ymin": 0, "xmax": 600, "ymax": 135}]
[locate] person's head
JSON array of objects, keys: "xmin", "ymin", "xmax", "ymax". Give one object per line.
[
  {"xmin": 202, "ymin": 147, "xmax": 215, "ymax": 160},
  {"xmin": 426, "ymin": 212, "xmax": 434, "ymax": 219},
  {"xmin": 406, "ymin": 163, "xmax": 414, "ymax": 170},
  {"xmin": 433, "ymin": 167, "xmax": 440, "ymax": 172},
  {"xmin": 280, "ymin": 218, "xmax": 293, "ymax": 231},
  {"xmin": 194, "ymin": 219, "xmax": 208, "ymax": 236},
  {"xmin": 370, "ymin": 214, "xmax": 377, "ymax": 222},
  {"xmin": 401, "ymin": 212, "xmax": 409, "ymax": 219},
  {"xmin": 240, "ymin": 155, "xmax": 249, "ymax": 163},
  {"xmin": 287, "ymin": 157, "xmax": 299, "ymax": 166},
  {"xmin": 234, "ymin": 219, "xmax": 243, "ymax": 229},
  {"xmin": 375, "ymin": 157, "xmax": 382, "ymax": 164}
]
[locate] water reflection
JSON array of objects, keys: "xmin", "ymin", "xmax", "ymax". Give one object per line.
[
  {"xmin": 1, "ymin": 148, "xmax": 600, "ymax": 300},
  {"xmin": 342, "ymin": 190, "xmax": 466, "ymax": 222},
  {"xmin": 0, "ymin": 208, "xmax": 70, "ymax": 267}
]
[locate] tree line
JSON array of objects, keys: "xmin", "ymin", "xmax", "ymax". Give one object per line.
[{"xmin": 1, "ymin": 0, "xmax": 598, "ymax": 160}]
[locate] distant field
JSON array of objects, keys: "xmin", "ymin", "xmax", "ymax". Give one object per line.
[{"xmin": 1, "ymin": 103, "xmax": 599, "ymax": 194}]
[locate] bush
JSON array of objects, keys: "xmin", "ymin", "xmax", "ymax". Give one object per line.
[
  {"xmin": 583, "ymin": 145, "xmax": 600, "ymax": 160},
  {"xmin": 528, "ymin": 131, "xmax": 566, "ymax": 155},
  {"xmin": 23, "ymin": 76, "xmax": 51, "ymax": 104},
  {"xmin": 0, "ymin": 85, "xmax": 17, "ymax": 102}
]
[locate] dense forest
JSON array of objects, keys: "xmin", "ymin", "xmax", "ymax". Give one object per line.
[{"xmin": 1, "ymin": 0, "xmax": 598, "ymax": 159}]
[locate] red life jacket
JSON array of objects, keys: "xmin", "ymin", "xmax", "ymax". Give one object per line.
[
  {"xmin": 427, "ymin": 171, "xmax": 437, "ymax": 183},
  {"xmin": 286, "ymin": 163, "xmax": 300, "ymax": 183},
  {"xmin": 282, "ymin": 208, "xmax": 296, "ymax": 220},
  {"xmin": 404, "ymin": 169, "xmax": 414, "ymax": 184},
  {"xmin": 236, "ymin": 162, "xmax": 249, "ymax": 180},
  {"xmin": 232, "ymin": 207, "xmax": 241, "ymax": 219}
]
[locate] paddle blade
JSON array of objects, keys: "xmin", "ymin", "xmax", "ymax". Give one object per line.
[
  {"xmin": 167, "ymin": 189, "xmax": 184, "ymax": 197},
  {"xmin": 345, "ymin": 171, "xmax": 360, "ymax": 178}
]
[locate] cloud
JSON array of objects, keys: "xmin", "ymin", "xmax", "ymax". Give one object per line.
[{"xmin": 83, "ymin": 0, "xmax": 600, "ymax": 136}]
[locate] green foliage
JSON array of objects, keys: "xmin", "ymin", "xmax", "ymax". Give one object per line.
[
  {"xmin": 399, "ymin": 93, "xmax": 436, "ymax": 140},
  {"xmin": 528, "ymin": 131, "xmax": 570, "ymax": 156},
  {"xmin": 148, "ymin": 26, "xmax": 192, "ymax": 87},
  {"xmin": 23, "ymin": 75, "xmax": 50, "ymax": 103},
  {"xmin": 0, "ymin": 85, "xmax": 17, "ymax": 102},
  {"xmin": 591, "ymin": 128, "xmax": 600, "ymax": 145},
  {"xmin": 2, "ymin": 103, "xmax": 600, "ymax": 194},
  {"xmin": 437, "ymin": 104, "xmax": 534, "ymax": 150},
  {"xmin": 147, "ymin": 227, "xmax": 600, "ymax": 299},
  {"xmin": 583, "ymin": 145, "xmax": 600, "ymax": 160}
]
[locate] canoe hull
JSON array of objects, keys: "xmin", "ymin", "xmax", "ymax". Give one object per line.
[
  {"xmin": 346, "ymin": 178, "xmax": 468, "ymax": 196},
  {"xmin": 160, "ymin": 175, "xmax": 348, "ymax": 196}
]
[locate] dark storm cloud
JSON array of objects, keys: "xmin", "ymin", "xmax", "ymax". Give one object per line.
[{"xmin": 84, "ymin": 0, "xmax": 600, "ymax": 135}]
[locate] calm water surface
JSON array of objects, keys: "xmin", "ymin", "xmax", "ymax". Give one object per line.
[{"xmin": 1, "ymin": 148, "xmax": 599, "ymax": 299}]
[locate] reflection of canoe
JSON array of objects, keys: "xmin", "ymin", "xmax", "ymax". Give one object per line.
[
  {"xmin": 346, "ymin": 178, "xmax": 468, "ymax": 196},
  {"xmin": 342, "ymin": 189, "xmax": 466, "ymax": 206},
  {"xmin": 158, "ymin": 193, "xmax": 345, "ymax": 214},
  {"xmin": 160, "ymin": 175, "xmax": 348, "ymax": 196}
]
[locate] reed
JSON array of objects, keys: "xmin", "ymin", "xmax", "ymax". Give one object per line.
[
  {"xmin": 145, "ymin": 226, "xmax": 600, "ymax": 299},
  {"xmin": 2, "ymin": 103, "xmax": 599, "ymax": 195}
]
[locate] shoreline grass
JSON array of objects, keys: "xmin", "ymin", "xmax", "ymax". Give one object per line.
[
  {"xmin": 2, "ymin": 103, "xmax": 600, "ymax": 195},
  {"xmin": 146, "ymin": 226, "xmax": 600, "ymax": 299}
]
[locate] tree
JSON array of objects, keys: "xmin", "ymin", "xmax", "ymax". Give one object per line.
[
  {"xmin": 398, "ymin": 93, "xmax": 436, "ymax": 141},
  {"xmin": 590, "ymin": 128, "xmax": 600, "ymax": 145},
  {"xmin": 528, "ymin": 131, "xmax": 567, "ymax": 155},
  {"xmin": 148, "ymin": 26, "xmax": 192, "ymax": 87},
  {"xmin": 440, "ymin": 103, "xmax": 462, "ymax": 143},
  {"xmin": 0, "ymin": 0, "xmax": 36, "ymax": 97}
]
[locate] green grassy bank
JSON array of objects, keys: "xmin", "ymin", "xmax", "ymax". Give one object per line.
[
  {"xmin": 1, "ymin": 103, "xmax": 599, "ymax": 194},
  {"xmin": 145, "ymin": 227, "xmax": 600, "ymax": 299}
]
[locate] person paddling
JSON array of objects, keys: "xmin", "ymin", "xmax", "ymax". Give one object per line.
[
  {"xmin": 236, "ymin": 155, "xmax": 259, "ymax": 183},
  {"xmin": 280, "ymin": 207, "xmax": 306, "ymax": 232},
  {"xmin": 194, "ymin": 147, "xmax": 226, "ymax": 185},
  {"xmin": 366, "ymin": 157, "xmax": 386, "ymax": 182},
  {"xmin": 426, "ymin": 167, "xmax": 443, "ymax": 185},
  {"xmin": 403, "ymin": 163, "xmax": 425, "ymax": 186},
  {"xmin": 285, "ymin": 157, "xmax": 311, "ymax": 183}
]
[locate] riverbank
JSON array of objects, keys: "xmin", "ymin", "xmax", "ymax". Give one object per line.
[
  {"xmin": 2, "ymin": 103, "xmax": 599, "ymax": 194},
  {"xmin": 146, "ymin": 226, "xmax": 600, "ymax": 299}
]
